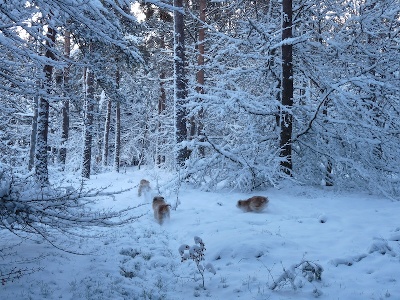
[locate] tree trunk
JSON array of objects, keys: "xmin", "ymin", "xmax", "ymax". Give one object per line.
[
  {"xmin": 82, "ymin": 57, "xmax": 95, "ymax": 179},
  {"xmin": 59, "ymin": 30, "xmax": 71, "ymax": 169},
  {"xmin": 28, "ymin": 92, "xmax": 38, "ymax": 171},
  {"xmin": 280, "ymin": 0, "xmax": 293, "ymax": 175},
  {"xmin": 197, "ymin": 0, "xmax": 205, "ymax": 97},
  {"xmin": 174, "ymin": 0, "xmax": 189, "ymax": 166},
  {"xmin": 102, "ymin": 98, "xmax": 112, "ymax": 166},
  {"xmin": 28, "ymin": 24, "xmax": 40, "ymax": 172},
  {"xmin": 196, "ymin": 0, "xmax": 206, "ymax": 156},
  {"xmin": 114, "ymin": 70, "xmax": 121, "ymax": 172},
  {"xmin": 35, "ymin": 20, "xmax": 56, "ymax": 185},
  {"xmin": 157, "ymin": 36, "xmax": 166, "ymax": 165},
  {"xmin": 322, "ymin": 101, "xmax": 333, "ymax": 186}
]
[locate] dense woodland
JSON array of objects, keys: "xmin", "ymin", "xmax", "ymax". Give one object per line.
[{"xmin": 1, "ymin": 0, "xmax": 400, "ymax": 198}]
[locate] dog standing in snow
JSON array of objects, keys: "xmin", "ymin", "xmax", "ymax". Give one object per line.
[
  {"xmin": 138, "ymin": 179, "xmax": 151, "ymax": 197},
  {"xmin": 152, "ymin": 196, "xmax": 171, "ymax": 224},
  {"xmin": 237, "ymin": 196, "xmax": 269, "ymax": 212}
]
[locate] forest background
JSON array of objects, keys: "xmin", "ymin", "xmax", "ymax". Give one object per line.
[{"xmin": 1, "ymin": 0, "xmax": 399, "ymax": 197}]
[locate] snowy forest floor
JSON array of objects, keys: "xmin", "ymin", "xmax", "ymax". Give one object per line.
[{"xmin": 1, "ymin": 167, "xmax": 400, "ymax": 300}]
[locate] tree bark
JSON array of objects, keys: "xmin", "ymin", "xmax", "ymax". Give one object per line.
[
  {"xmin": 102, "ymin": 98, "xmax": 112, "ymax": 166},
  {"xmin": 28, "ymin": 92, "xmax": 38, "ymax": 171},
  {"xmin": 196, "ymin": 0, "xmax": 205, "ymax": 96},
  {"xmin": 59, "ymin": 30, "xmax": 71, "ymax": 169},
  {"xmin": 174, "ymin": 0, "xmax": 189, "ymax": 166},
  {"xmin": 81, "ymin": 53, "xmax": 95, "ymax": 179},
  {"xmin": 196, "ymin": 0, "xmax": 206, "ymax": 155},
  {"xmin": 35, "ymin": 19, "xmax": 56, "ymax": 185},
  {"xmin": 157, "ymin": 36, "xmax": 167, "ymax": 165},
  {"xmin": 280, "ymin": 0, "xmax": 293, "ymax": 175},
  {"xmin": 114, "ymin": 70, "xmax": 121, "ymax": 172}
]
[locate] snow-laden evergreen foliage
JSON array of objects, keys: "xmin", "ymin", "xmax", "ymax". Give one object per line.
[
  {"xmin": 292, "ymin": 1, "xmax": 400, "ymax": 197},
  {"xmin": 181, "ymin": 0, "xmax": 400, "ymax": 197},
  {"xmin": 0, "ymin": 0, "xmax": 399, "ymax": 198}
]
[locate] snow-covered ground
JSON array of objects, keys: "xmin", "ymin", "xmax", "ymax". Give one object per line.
[{"xmin": 1, "ymin": 168, "xmax": 399, "ymax": 300}]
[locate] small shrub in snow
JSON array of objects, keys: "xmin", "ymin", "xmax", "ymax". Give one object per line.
[
  {"xmin": 331, "ymin": 254, "xmax": 367, "ymax": 267},
  {"xmin": 369, "ymin": 239, "xmax": 396, "ymax": 257},
  {"xmin": 269, "ymin": 260, "xmax": 323, "ymax": 297},
  {"xmin": 302, "ymin": 261, "xmax": 323, "ymax": 282},
  {"xmin": 119, "ymin": 266, "xmax": 136, "ymax": 279},
  {"xmin": 219, "ymin": 276, "xmax": 229, "ymax": 288},
  {"xmin": 331, "ymin": 238, "xmax": 398, "ymax": 268},
  {"xmin": 120, "ymin": 248, "xmax": 141, "ymax": 259},
  {"xmin": 313, "ymin": 288, "xmax": 323, "ymax": 298},
  {"xmin": 179, "ymin": 236, "xmax": 216, "ymax": 289}
]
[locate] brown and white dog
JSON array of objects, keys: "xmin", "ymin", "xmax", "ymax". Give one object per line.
[
  {"xmin": 152, "ymin": 196, "xmax": 171, "ymax": 224},
  {"xmin": 138, "ymin": 179, "xmax": 151, "ymax": 197},
  {"xmin": 237, "ymin": 196, "xmax": 269, "ymax": 212}
]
